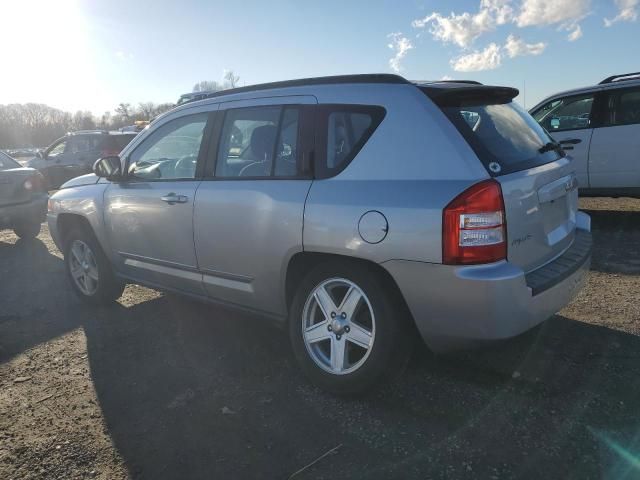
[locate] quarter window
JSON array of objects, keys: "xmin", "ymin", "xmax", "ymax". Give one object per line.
[
  {"xmin": 605, "ymin": 88, "xmax": 640, "ymax": 126},
  {"xmin": 128, "ymin": 113, "xmax": 208, "ymax": 181},
  {"xmin": 315, "ymin": 106, "xmax": 385, "ymax": 178},
  {"xmin": 532, "ymin": 94, "xmax": 594, "ymax": 132},
  {"xmin": 215, "ymin": 106, "xmax": 301, "ymax": 178}
]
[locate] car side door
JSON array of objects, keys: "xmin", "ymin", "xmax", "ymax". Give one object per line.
[
  {"xmin": 42, "ymin": 138, "xmax": 71, "ymax": 187},
  {"xmin": 103, "ymin": 108, "xmax": 215, "ymax": 294},
  {"xmin": 588, "ymin": 86, "xmax": 640, "ymax": 190},
  {"xmin": 532, "ymin": 92, "xmax": 598, "ymax": 189},
  {"xmin": 193, "ymin": 96, "xmax": 316, "ymax": 316}
]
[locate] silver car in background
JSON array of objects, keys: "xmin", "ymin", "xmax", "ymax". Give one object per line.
[{"xmin": 46, "ymin": 74, "xmax": 592, "ymax": 394}]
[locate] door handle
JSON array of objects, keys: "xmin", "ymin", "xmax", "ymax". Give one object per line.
[
  {"xmin": 559, "ymin": 138, "xmax": 582, "ymax": 145},
  {"xmin": 160, "ymin": 193, "xmax": 188, "ymax": 204}
]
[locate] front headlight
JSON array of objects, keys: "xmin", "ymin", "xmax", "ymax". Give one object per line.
[{"xmin": 47, "ymin": 198, "xmax": 60, "ymax": 213}]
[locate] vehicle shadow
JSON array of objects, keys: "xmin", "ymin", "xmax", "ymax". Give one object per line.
[
  {"xmin": 586, "ymin": 209, "xmax": 640, "ymax": 275},
  {"xmin": 0, "ymin": 236, "xmax": 81, "ymax": 362},
  {"xmin": 82, "ymin": 296, "xmax": 640, "ymax": 480}
]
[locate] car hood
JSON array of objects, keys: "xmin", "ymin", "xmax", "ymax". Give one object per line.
[{"xmin": 60, "ymin": 173, "xmax": 101, "ymax": 189}]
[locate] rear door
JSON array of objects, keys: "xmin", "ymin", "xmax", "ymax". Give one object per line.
[
  {"xmin": 193, "ymin": 96, "xmax": 315, "ymax": 315},
  {"xmin": 531, "ymin": 92, "xmax": 598, "ymax": 189},
  {"xmin": 104, "ymin": 110, "xmax": 214, "ymax": 293},
  {"xmin": 589, "ymin": 86, "xmax": 640, "ymax": 189},
  {"xmin": 435, "ymin": 88, "xmax": 579, "ymax": 273}
]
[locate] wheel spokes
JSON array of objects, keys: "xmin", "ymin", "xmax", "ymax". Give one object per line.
[
  {"xmin": 314, "ymin": 286, "xmax": 337, "ymax": 319},
  {"xmin": 346, "ymin": 322, "xmax": 373, "ymax": 349},
  {"xmin": 304, "ymin": 321, "xmax": 331, "ymax": 344},
  {"xmin": 330, "ymin": 336, "xmax": 347, "ymax": 373},
  {"xmin": 339, "ymin": 286, "xmax": 362, "ymax": 319}
]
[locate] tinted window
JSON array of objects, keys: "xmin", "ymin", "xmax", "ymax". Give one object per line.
[
  {"xmin": 104, "ymin": 134, "xmax": 137, "ymax": 151},
  {"xmin": 532, "ymin": 94, "xmax": 594, "ymax": 132},
  {"xmin": 68, "ymin": 136, "xmax": 101, "ymax": 154},
  {"xmin": 443, "ymin": 101, "xmax": 560, "ymax": 175},
  {"xmin": 216, "ymin": 106, "xmax": 301, "ymax": 178},
  {"xmin": 0, "ymin": 152, "xmax": 20, "ymax": 169},
  {"xmin": 47, "ymin": 140, "xmax": 68, "ymax": 157},
  {"xmin": 605, "ymin": 87, "xmax": 640, "ymax": 126},
  {"xmin": 315, "ymin": 106, "xmax": 385, "ymax": 179},
  {"xmin": 128, "ymin": 113, "xmax": 208, "ymax": 181}
]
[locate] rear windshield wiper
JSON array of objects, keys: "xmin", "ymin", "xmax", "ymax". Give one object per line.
[{"xmin": 538, "ymin": 141, "xmax": 563, "ymax": 154}]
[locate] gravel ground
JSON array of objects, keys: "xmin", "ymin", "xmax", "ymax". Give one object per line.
[{"xmin": 1, "ymin": 197, "xmax": 640, "ymax": 479}]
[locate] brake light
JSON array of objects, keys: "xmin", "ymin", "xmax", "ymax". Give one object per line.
[
  {"xmin": 24, "ymin": 172, "xmax": 45, "ymax": 192},
  {"xmin": 443, "ymin": 179, "xmax": 507, "ymax": 265}
]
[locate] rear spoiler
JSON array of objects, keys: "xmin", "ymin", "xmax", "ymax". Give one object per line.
[{"xmin": 419, "ymin": 85, "xmax": 519, "ymax": 107}]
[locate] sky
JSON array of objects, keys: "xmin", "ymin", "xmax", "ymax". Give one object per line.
[{"xmin": 0, "ymin": 0, "xmax": 638, "ymax": 115}]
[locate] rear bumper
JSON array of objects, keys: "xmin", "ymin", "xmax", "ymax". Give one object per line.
[
  {"xmin": 0, "ymin": 193, "xmax": 48, "ymax": 229},
  {"xmin": 383, "ymin": 226, "xmax": 592, "ymax": 353}
]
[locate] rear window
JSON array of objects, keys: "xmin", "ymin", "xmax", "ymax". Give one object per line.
[
  {"xmin": 438, "ymin": 97, "xmax": 562, "ymax": 176},
  {"xmin": 102, "ymin": 134, "xmax": 136, "ymax": 151}
]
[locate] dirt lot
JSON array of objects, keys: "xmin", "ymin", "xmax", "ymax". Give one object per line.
[{"xmin": 1, "ymin": 197, "xmax": 640, "ymax": 479}]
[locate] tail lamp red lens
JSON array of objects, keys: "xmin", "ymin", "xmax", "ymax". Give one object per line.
[{"xmin": 443, "ymin": 179, "xmax": 507, "ymax": 265}]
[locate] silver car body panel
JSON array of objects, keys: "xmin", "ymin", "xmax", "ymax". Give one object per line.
[{"xmin": 47, "ymin": 78, "xmax": 592, "ymax": 350}]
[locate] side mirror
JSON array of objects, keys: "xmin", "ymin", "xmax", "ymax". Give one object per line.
[{"xmin": 93, "ymin": 156, "xmax": 122, "ymax": 180}]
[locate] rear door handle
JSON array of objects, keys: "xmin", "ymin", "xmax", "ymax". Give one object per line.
[
  {"xmin": 559, "ymin": 138, "xmax": 582, "ymax": 145},
  {"xmin": 160, "ymin": 193, "xmax": 188, "ymax": 204}
]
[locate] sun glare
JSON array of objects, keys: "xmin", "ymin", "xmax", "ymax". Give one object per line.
[{"xmin": 0, "ymin": 0, "xmax": 96, "ymax": 110}]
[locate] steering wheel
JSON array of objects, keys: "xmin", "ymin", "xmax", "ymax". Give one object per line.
[{"xmin": 175, "ymin": 155, "xmax": 197, "ymax": 177}]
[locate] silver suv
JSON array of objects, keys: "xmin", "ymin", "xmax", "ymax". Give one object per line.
[
  {"xmin": 530, "ymin": 72, "xmax": 640, "ymax": 197},
  {"xmin": 47, "ymin": 74, "xmax": 592, "ymax": 394}
]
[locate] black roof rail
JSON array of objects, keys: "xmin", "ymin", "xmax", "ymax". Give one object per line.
[
  {"xmin": 184, "ymin": 74, "xmax": 410, "ymax": 102},
  {"xmin": 599, "ymin": 72, "xmax": 640, "ymax": 84},
  {"xmin": 413, "ymin": 79, "xmax": 483, "ymax": 86}
]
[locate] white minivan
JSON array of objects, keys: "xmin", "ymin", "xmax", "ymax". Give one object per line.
[{"xmin": 531, "ymin": 72, "xmax": 640, "ymax": 197}]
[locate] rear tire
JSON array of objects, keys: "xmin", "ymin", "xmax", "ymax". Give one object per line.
[
  {"xmin": 13, "ymin": 221, "xmax": 41, "ymax": 240},
  {"xmin": 288, "ymin": 261, "xmax": 412, "ymax": 395},
  {"xmin": 64, "ymin": 227, "xmax": 124, "ymax": 305}
]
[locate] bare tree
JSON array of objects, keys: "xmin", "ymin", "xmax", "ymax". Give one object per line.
[
  {"xmin": 223, "ymin": 70, "xmax": 240, "ymax": 89},
  {"xmin": 192, "ymin": 80, "xmax": 219, "ymax": 93},
  {"xmin": 137, "ymin": 102, "xmax": 156, "ymax": 120},
  {"xmin": 115, "ymin": 103, "xmax": 131, "ymax": 120}
]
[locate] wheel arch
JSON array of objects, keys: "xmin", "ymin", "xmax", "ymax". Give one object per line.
[{"xmin": 284, "ymin": 252, "xmax": 415, "ymax": 327}]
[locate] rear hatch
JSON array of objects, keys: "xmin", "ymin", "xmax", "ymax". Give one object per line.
[
  {"xmin": 0, "ymin": 168, "xmax": 37, "ymax": 207},
  {"xmin": 423, "ymin": 84, "xmax": 578, "ymax": 272}
]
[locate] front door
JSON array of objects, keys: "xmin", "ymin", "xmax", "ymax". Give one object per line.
[
  {"xmin": 589, "ymin": 86, "xmax": 640, "ymax": 189},
  {"xmin": 193, "ymin": 97, "xmax": 316, "ymax": 316},
  {"xmin": 104, "ymin": 111, "xmax": 212, "ymax": 294}
]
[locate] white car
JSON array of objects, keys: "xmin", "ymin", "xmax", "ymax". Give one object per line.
[{"xmin": 530, "ymin": 72, "xmax": 640, "ymax": 197}]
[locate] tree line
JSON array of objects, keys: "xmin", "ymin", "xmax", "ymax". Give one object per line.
[{"xmin": 0, "ymin": 71, "xmax": 241, "ymax": 149}]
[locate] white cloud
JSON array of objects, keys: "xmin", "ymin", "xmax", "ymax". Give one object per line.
[
  {"xmin": 567, "ymin": 24, "xmax": 583, "ymax": 40},
  {"xmin": 441, "ymin": 75, "xmax": 454, "ymax": 80},
  {"xmin": 387, "ymin": 33, "xmax": 413, "ymax": 73},
  {"xmin": 115, "ymin": 51, "xmax": 134, "ymax": 61},
  {"xmin": 504, "ymin": 34, "xmax": 547, "ymax": 57},
  {"xmin": 451, "ymin": 43, "xmax": 502, "ymax": 72},
  {"xmin": 515, "ymin": 0, "xmax": 591, "ymax": 26},
  {"xmin": 604, "ymin": 0, "xmax": 639, "ymax": 26}
]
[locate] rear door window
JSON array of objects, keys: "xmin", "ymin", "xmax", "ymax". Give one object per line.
[
  {"xmin": 603, "ymin": 87, "xmax": 640, "ymax": 126},
  {"xmin": 532, "ymin": 94, "xmax": 595, "ymax": 132},
  {"xmin": 315, "ymin": 105, "xmax": 386, "ymax": 178},
  {"xmin": 441, "ymin": 100, "xmax": 562, "ymax": 176}
]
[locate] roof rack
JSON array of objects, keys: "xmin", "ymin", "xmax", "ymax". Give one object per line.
[
  {"xmin": 413, "ymin": 79, "xmax": 483, "ymax": 86},
  {"xmin": 69, "ymin": 129, "xmax": 109, "ymax": 135},
  {"xmin": 599, "ymin": 72, "xmax": 640, "ymax": 84},
  {"xmin": 185, "ymin": 74, "xmax": 410, "ymax": 102}
]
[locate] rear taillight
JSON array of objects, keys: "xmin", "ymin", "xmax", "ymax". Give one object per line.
[
  {"xmin": 24, "ymin": 172, "xmax": 45, "ymax": 192},
  {"xmin": 443, "ymin": 179, "xmax": 507, "ymax": 265}
]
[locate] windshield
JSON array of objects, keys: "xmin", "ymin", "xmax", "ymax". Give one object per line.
[
  {"xmin": 441, "ymin": 100, "xmax": 562, "ymax": 175},
  {"xmin": 0, "ymin": 151, "xmax": 20, "ymax": 169}
]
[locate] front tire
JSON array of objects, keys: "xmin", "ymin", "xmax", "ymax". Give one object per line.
[
  {"xmin": 13, "ymin": 221, "xmax": 41, "ymax": 240},
  {"xmin": 64, "ymin": 227, "xmax": 124, "ymax": 305},
  {"xmin": 289, "ymin": 261, "xmax": 411, "ymax": 395}
]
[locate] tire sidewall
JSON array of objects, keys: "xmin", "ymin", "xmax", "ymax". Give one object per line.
[
  {"xmin": 13, "ymin": 221, "xmax": 41, "ymax": 239},
  {"xmin": 289, "ymin": 261, "xmax": 409, "ymax": 395}
]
